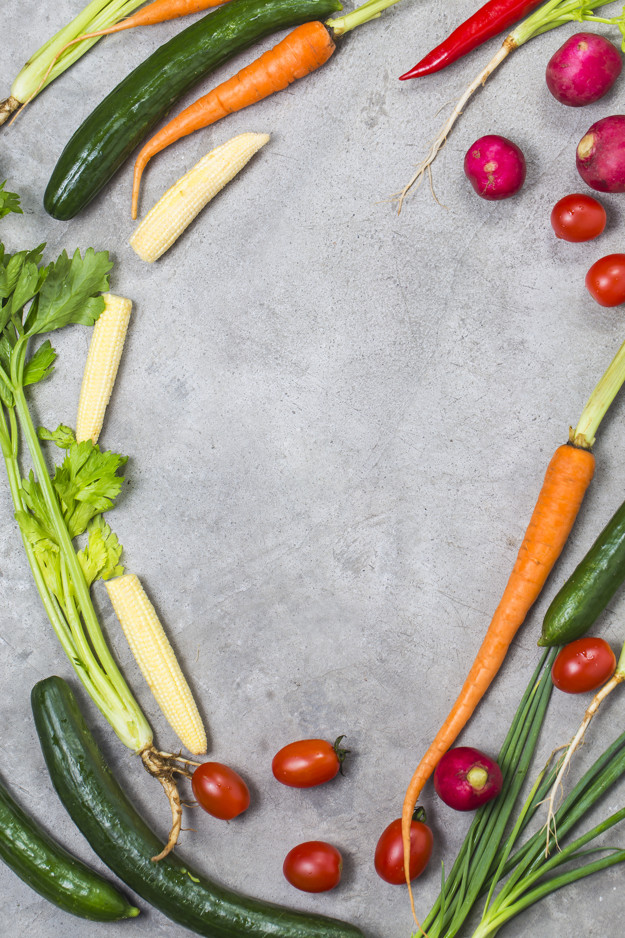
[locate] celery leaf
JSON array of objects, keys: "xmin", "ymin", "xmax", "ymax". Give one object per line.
[
  {"xmin": 26, "ymin": 248, "xmax": 112, "ymax": 336},
  {"xmin": 23, "ymin": 340, "xmax": 57, "ymax": 386},
  {"xmin": 38, "ymin": 424, "xmax": 75, "ymax": 448},
  {"xmin": 78, "ymin": 516, "xmax": 124, "ymax": 587},
  {"xmin": 49, "ymin": 437, "xmax": 128, "ymax": 538},
  {"xmin": 0, "ymin": 183, "xmax": 22, "ymax": 219}
]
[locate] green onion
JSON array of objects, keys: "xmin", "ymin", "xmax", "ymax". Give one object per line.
[
  {"xmin": 420, "ymin": 656, "xmax": 625, "ymax": 938},
  {"xmin": 473, "ymin": 727, "xmax": 625, "ymax": 937},
  {"xmin": 0, "ymin": 1, "xmax": 146, "ymax": 125},
  {"xmin": 419, "ymin": 649, "xmax": 557, "ymax": 938}
]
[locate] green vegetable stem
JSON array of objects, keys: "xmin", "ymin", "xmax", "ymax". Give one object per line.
[
  {"xmin": 472, "ymin": 700, "xmax": 625, "ymax": 937},
  {"xmin": 419, "ymin": 644, "xmax": 625, "ymax": 938},
  {"xmin": 396, "ymin": 0, "xmax": 625, "ymax": 210},
  {"xmin": 0, "ymin": 183, "xmax": 194, "ymax": 853},
  {"xmin": 418, "ymin": 650, "xmax": 557, "ymax": 938},
  {"xmin": 0, "ymin": 0, "xmax": 149, "ymax": 125}
]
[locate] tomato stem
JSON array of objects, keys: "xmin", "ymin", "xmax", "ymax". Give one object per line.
[{"xmin": 333, "ymin": 734, "xmax": 350, "ymax": 773}]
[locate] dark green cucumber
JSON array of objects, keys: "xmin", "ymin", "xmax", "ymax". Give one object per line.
[
  {"xmin": 540, "ymin": 496, "xmax": 625, "ymax": 647},
  {"xmin": 0, "ymin": 770, "xmax": 138, "ymax": 921},
  {"xmin": 32, "ymin": 676, "xmax": 364, "ymax": 938},
  {"xmin": 44, "ymin": 0, "xmax": 341, "ymax": 220}
]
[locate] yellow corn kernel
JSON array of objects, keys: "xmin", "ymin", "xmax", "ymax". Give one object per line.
[
  {"xmin": 129, "ymin": 131, "xmax": 270, "ymax": 263},
  {"xmin": 76, "ymin": 293, "xmax": 132, "ymax": 444},
  {"xmin": 106, "ymin": 573, "xmax": 207, "ymax": 755}
]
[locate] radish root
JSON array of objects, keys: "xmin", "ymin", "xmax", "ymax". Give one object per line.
[
  {"xmin": 393, "ymin": 40, "xmax": 515, "ymax": 214},
  {"xmin": 544, "ymin": 672, "xmax": 625, "ymax": 855}
]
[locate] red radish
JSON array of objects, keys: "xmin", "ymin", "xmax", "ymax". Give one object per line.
[
  {"xmin": 464, "ymin": 135, "xmax": 526, "ymax": 200},
  {"xmin": 546, "ymin": 33, "xmax": 622, "ymax": 107},
  {"xmin": 433, "ymin": 746, "xmax": 503, "ymax": 811},
  {"xmin": 577, "ymin": 115, "xmax": 625, "ymax": 192}
]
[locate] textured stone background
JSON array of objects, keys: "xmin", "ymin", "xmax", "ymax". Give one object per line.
[{"xmin": 1, "ymin": 1, "xmax": 625, "ymax": 936}]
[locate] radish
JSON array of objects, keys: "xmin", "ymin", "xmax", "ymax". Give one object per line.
[
  {"xmin": 577, "ymin": 115, "xmax": 625, "ymax": 192},
  {"xmin": 464, "ymin": 135, "xmax": 526, "ymax": 200},
  {"xmin": 433, "ymin": 746, "xmax": 503, "ymax": 811},
  {"xmin": 546, "ymin": 32, "xmax": 622, "ymax": 107}
]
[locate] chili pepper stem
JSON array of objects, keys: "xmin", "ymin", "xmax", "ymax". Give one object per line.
[
  {"xmin": 571, "ymin": 337, "xmax": 625, "ymax": 449},
  {"xmin": 393, "ymin": 40, "xmax": 515, "ymax": 214},
  {"xmin": 543, "ymin": 643, "xmax": 625, "ymax": 856}
]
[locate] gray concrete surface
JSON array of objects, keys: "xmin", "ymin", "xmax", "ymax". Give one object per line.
[{"xmin": 1, "ymin": 1, "xmax": 625, "ymax": 936}]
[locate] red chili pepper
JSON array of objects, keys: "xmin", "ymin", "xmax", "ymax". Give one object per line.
[{"xmin": 399, "ymin": 0, "xmax": 544, "ymax": 80}]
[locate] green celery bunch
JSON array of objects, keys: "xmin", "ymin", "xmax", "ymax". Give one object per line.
[{"xmin": 0, "ymin": 182, "xmax": 152, "ymax": 753}]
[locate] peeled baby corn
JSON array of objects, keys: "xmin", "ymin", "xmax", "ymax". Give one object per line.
[
  {"xmin": 106, "ymin": 573, "xmax": 207, "ymax": 755},
  {"xmin": 129, "ymin": 131, "xmax": 270, "ymax": 262},
  {"xmin": 76, "ymin": 293, "xmax": 132, "ymax": 444}
]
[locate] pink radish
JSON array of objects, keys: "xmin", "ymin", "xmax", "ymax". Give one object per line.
[
  {"xmin": 464, "ymin": 135, "xmax": 526, "ymax": 201},
  {"xmin": 577, "ymin": 115, "xmax": 625, "ymax": 192},
  {"xmin": 546, "ymin": 33, "xmax": 622, "ymax": 107},
  {"xmin": 433, "ymin": 746, "xmax": 503, "ymax": 811}
]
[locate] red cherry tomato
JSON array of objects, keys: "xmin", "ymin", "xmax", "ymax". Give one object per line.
[
  {"xmin": 374, "ymin": 813, "xmax": 433, "ymax": 885},
  {"xmin": 551, "ymin": 637, "xmax": 616, "ymax": 694},
  {"xmin": 272, "ymin": 736, "xmax": 348, "ymax": 788},
  {"xmin": 283, "ymin": 841, "xmax": 342, "ymax": 893},
  {"xmin": 585, "ymin": 254, "xmax": 625, "ymax": 307},
  {"xmin": 191, "ymin": 762, "xmax": 250, "ymax": 820},
  {"xmin": 550, "ymin": 193, "xmax": 606, "ymax": 242}
]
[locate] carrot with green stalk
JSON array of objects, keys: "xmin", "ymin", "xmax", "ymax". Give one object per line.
[
  {"xmin": 130, "ymin": 0, "xmax": 404, "ymax": 217},
  {"xmin": 394, "ymin": 0, "xmax": 625, "ymax": 211},
  {"xmin": 401, "ymin": 334, "xmax": 625, "ymax": 922},
  {"xmin": 0, "ymin": 0, "xmax": 229, "ymax": 127}
]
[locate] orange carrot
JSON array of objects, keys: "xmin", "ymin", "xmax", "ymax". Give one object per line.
[
  {"xmin": 55, "ymin": 0, "xmax": 229, "ymax": 40},
  {"xmin": 402, "ymin": 441, "xmax": 595, "ymax": 921},
  {"xmin": 24, "ymin": 0, "xmax": 230, "ymax": 115},
  {"xmin": 131, "ymin": 19, "xmax": 336, "ymax": 218}
]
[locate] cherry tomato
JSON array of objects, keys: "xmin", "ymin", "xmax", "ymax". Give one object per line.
[
  {"xmin": 272, "ymin": 736, "xmax": 348, "ymax": 788},
  {"xmin": 585, "ymin": 254, "xmax": 625, "ymax": 307},
  {"xmin": 551, "ymin": 637, "xmax": 616, "ymax": 694},
  {"xmin": 374, "ymin": 812, "xmax": 433, "ymax": 885},
  {"xmin": 550, "ymin": 193, "xmax": 606, "ymax": 242},
  {"xmin": 283, "ymin": 841, "xmax": 343, "ymax": 893},
  {"xmin": 191, "ymin": 762, "xmax": 250, "ymax": 820}
]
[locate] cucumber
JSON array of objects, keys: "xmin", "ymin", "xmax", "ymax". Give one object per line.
[
  {"xmin": 44, "ymin": 0, "xmax": 341, "ymax": 220},
  {"xmin": 31, "ymin": 676, "xmax": 365, "ymax": 938},
  {"xmin": 539, "ymin": 497, "xmax": 625, "ymax": 647},
  {"xmin": 0, "ymin": 770, "xmax": 138, "ymax": 921}
]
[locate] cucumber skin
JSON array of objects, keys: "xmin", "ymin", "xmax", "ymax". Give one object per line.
[
  {"xmin": 0, "ymin": 771, "xmax": 138, "ymax": 921},
  {"xmin": 540, "ymin": 498, "xmax": 625, "ymax": 647},
  {"xmin": 44, "ymin": 0, "xmax": 341, "ymax": 220},
  {"xmin": 31, "ymin": 677, "xmax": 365, "ymax": 938}
]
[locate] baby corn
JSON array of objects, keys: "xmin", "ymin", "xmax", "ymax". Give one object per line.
[
  {"xmin": 129, "ymin": 131, "xmax": 270, "ymax": 262},
  {"xmin": 106, "ymin": 573, "xmax": 207, "ymax": 755},
  {"xmin": 76, "ymin": 293, "xmax": 132, "ymax": 444}
]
